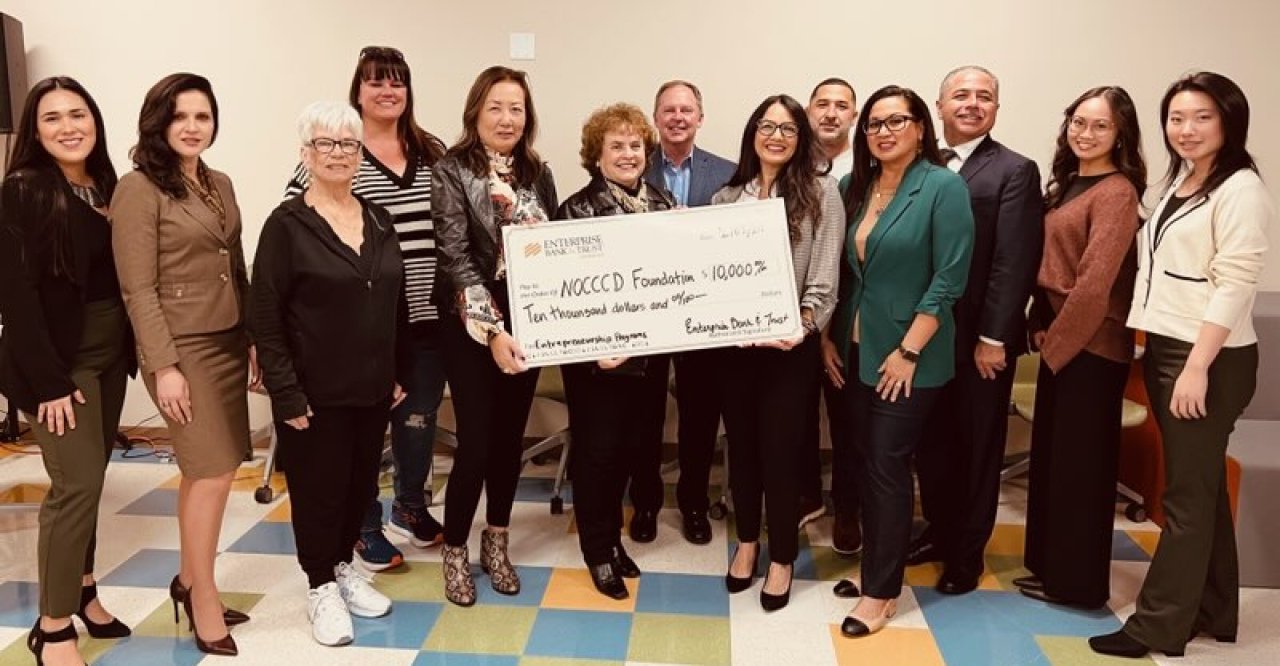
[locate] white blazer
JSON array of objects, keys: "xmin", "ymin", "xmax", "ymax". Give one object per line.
[{"xmin": 1128, "ymin": 167, "xmax": 1272, "ymax": 346}]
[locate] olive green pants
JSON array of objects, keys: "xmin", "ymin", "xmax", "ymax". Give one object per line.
[
  {"xmin": 1123, "ymin": 333, "xmax": 1257, "ymax": 652},
  {"xmin": 23, "ymin": 299, "xmax": 128, "ymax": 617}
]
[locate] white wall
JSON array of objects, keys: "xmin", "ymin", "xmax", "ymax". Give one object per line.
[{"xmin": 3, "ymin": 0, "xmax": 1279, "ymax": 425}]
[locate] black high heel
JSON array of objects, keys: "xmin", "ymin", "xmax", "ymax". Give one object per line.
[
  {"xmin": 760, "ymin": 564, "xmax": 793, "ymax": 612},
  {"xmin": 169, "ymin": 575, "xmax": 250, "ymax": 627},
  {"xmin": 182, "ymin": 587, "xmax": 238, "ymax": 656},
  {"xmin": 27, "ymin": 619, "xmax": 85, "ymax": 666},
  {"xmin": 75, "ymin": 584, "xmax": 131, "ymax": 639},
  {"xmin": 725, "ymin": 544, "xmax": 760, "ymax": 593}
]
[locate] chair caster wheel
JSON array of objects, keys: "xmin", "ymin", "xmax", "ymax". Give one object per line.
[
  {"xmin": 550, "ymin": 496, "xmax": 564, "ymax": 515},
  {"xmin": 254, "ymin": 486, "xmax": 273, "ymax": 504},
  {"xmin": 708, "ymin": 502, "xmax": 728, "ymax": 520},
  {"xmin": 1125, "ymin": 502, "xmax": 1147, "ymax": 523}
]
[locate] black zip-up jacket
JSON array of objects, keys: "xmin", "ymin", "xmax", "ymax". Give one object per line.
[
  {"xmin": 249, "ymin": 193, "xmax": 411, "ymax": 422},
  {"xmin": 0, "ymin": 171, "xmax": 137, "ymax": 413}
]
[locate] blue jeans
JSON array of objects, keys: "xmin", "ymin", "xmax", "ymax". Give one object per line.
[{"xmin": 362, "ymin": 341, "xmax": 447, "ymax": 532}]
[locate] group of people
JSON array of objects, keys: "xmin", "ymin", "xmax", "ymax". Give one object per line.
[{"xmin": 0, "ymin": 43, "xmax": 1269, "ymax": 666}]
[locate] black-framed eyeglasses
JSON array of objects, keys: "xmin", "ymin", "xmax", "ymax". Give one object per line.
[
  {"xmin": 309, "ymin": 138, "xmax": 363, "ymax": 155},
  {"xmin": 359, "ymin": 46, "xmax": 405, "ymax": 62},
  {"xmin": 756, "ymin": 120, "xmax": 800, "ymax": 139},
  {"xmin": 863, "ymin": 114, "xmax": 916, "ymax": 135}
]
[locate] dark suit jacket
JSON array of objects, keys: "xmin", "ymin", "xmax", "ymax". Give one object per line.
[
  {"xmin": 831, "ymin": 160, "xmax": 975, "ymax": 388},
  {"xmin": 951, "ymin": 136, "xmax": 1043, "ymax": 357},
  {"xmin": 644, "ymin": 145, "xmax": 735, "ymax": 208},
  {"xmin": 0, "ymin": 171, "xmax": 136, "ymax": 412}
]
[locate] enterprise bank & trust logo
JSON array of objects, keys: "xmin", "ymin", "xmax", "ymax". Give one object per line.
[{"xmin": 525, "ymin": 233, "xmax": 604, "ymax": 259}]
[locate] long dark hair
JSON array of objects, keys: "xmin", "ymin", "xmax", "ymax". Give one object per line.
[
  {"xmin": 725, "ymin": 94, "xmax": 824, "ymax": 239},
  {"xmin": 347, "ymin": 46, "xmax": 445, "ymax": 166},
  {"xmin": 447, "ymin": 65, "xmax": 544, "ymax": 186},
  {"xmin": 3, "ymin": 76, "xmax": 117, "ymax": 280},
  {"xmin": 845, "ymin": 86, "xmax": 944, "ymax": 221},
  {"xmin": 130, "ymin": 72, "xmax": 218, "ymax": 199},
  {"xmin": 1158, "ymin": 71, "xmax": 1257, "ymax": 199},
  {"xmin": 1044, "ymin": 86, "xmax": 1147, "ymax": 209}
]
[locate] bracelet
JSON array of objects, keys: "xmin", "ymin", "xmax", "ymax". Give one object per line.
[
  {"xmin": 897, "ymin": 344, "xmax": 920, "ymax": 363},
  {"xmin": 486, "ymin": 327, "xmax": 502, "ymax": 343}
]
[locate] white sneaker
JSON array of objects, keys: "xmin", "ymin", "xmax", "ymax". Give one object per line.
[
  {"xmin": 307, "ymin": 582, "xmax": 354, "ymax": 647},
  {"xmin": 336, "ymin": 561, "xmax": 392, "ymax": 618}
]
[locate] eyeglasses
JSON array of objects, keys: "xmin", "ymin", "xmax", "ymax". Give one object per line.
[
  {"xmin": 309, "ymin": 138, "xmax": 363, "ymax": 155},
  {"xmin": 756, "ymin": 120, "xmax": 800, "ymax": 139},
  {"xmin": 863, "ymin": 114, "xmax": 916, "ymax": 135},
  {"xmin": 359, "ymin": 46, "xmax": 405, "ymax": 62},
  {"xmin": 1068, "ymin": 116, "xmax": 1115, "ymax": 135}
]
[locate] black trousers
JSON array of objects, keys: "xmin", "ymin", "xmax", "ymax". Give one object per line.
[
  {"xmin": 279, "ymin": 399, "xmax": 391, "ymax": 588},
  {"xmin": 798, "ymin": 367, "xmax": 827, "ymax": 504},
  {"xmin": 563, "ymin": 357, "xmax": 669, "ymax": 565},
  {"xmin": 844, "ymin": 345, "xmax": 941, "ymax": 598},
  {"xmin": 823, "ymin": 371, "xmax": 860, "ymax": 520},
  {"xmin": 917, "ymin": 348, "xmax": 1016, "ymax": 572},
  {"xmin": 1023, "ymin": 351, "xmax": 1127, "ymax": 605},
  {"xmin": 721, "ymin": 336, "xmax": 819, "ymax": 564},
  {"xmin": 440, "ymin": 316, "xmax": 540, "ymax": 547},
  {"xmin": 1124, "ymin": 335, "xmax": 1257, "ymax": 653},
  {"xmin": 673, "ymin": 349, "xmax": 724, "ymax": 515}
]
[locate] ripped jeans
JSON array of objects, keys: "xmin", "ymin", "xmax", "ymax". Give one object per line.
[{"xmin": 362, "ymin": 341, "xmax": 447, "ymax": 532}]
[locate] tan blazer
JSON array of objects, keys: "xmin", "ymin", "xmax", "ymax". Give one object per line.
[{"xmin": 111, "ymin": 169, "xmax": 250, "ymax": 371}]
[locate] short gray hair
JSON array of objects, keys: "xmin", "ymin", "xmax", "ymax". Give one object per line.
[
  {"xmin": 938, "ymin": 65, "xmax": 1000, "ymax": 101},
  {"xmin": 296, "ymin": 101, "xmax": 363, "ymax": 145}
]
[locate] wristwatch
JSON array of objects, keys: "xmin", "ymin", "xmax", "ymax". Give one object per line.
[{"xmin": 897, "ymin": 344, "xmax": 920, "ymax": 363}]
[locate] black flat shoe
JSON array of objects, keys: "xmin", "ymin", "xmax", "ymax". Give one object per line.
[
  {"xmin": 612, "ymin": 546, "xmax": 641, "ymax": 579},
  {"xmin": 1011, "ymin": 575, "xmax": 1042, "ymax": 591},
  {"xmin": 905, "ymin": 537, "xmax": 944, "ymax": 566},
  {"xmin": 589, "ymin": 562, "xmax": 629, "ymax": 600},
  {"xmin": 759, "ymin": 565, "xmax": 792, "ymax": 612},
  {"xmin": 76, "ymin": 584, "xmax": 131, "ymax": 639},
  {"xmin": 1089, "ymin": 629, "xmax": 1183, "ymax": 658},
  {"xmin": 629, "ymin": 509, "xmax": 658, "ymax": 543},
  {"xmin": 725, "ymin": 544, "xmax": 759, "ymax": 593},
  {"xmin": 1019, "ymin": 587, "xmax": 1105, "ymax": 610},
  {"xmin": 833, "ymin": 579, "xmax": 861, "ymax": 598},
  {"xmin": 170, "ymin": 575, "xmax": 250, "ymax": 627},
  {"xmin": 682, "ymin": 511, "xmax": 712, "ymax": 545},
  {"xmin": 935, "ymin": 566, "xmax": 979, "ymax": 595}
]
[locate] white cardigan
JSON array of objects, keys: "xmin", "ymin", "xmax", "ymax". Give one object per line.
[{"xmin": 1128, "ymin": 167, "xmax": 1272, "ymax": 346}]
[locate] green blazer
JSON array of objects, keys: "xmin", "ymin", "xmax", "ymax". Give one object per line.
[{"xmin": 832, "ymin": 159, "xmax": 974, "ymax": 388}]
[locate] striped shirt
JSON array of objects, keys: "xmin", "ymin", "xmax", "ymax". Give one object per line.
[{"xmin": 285, "ymin": 151, "xmax": 440, "ymax": 342}]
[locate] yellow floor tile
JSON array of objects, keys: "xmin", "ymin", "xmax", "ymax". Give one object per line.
[
  {"xmin": 0, "ymin": 482, "xmax": 47, "ymax": 504},
  {"xmin": 986, "ymin": 524, "xmax": 1026, "ymax": 556},
  {"xmin": 829, "ymin": 625, "xmax": 946, "ymax": 665},
  {"xmin": 540, "ymin": 567, "xmax": 638, "ymax": 613},
  {"xmin": 1127, "ymin": 530, "xmax": 1160, "ymax": 557}
]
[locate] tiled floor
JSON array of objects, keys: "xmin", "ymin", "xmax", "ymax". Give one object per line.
[{"xmin": 2, "ymin": 440, "xmax": 1278, "ymax": 665}]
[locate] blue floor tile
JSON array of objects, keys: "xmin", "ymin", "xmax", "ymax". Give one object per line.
[
  {"xmin": 1112, "ymin": 530, "xmax": 1152, "ymax": 562},
  {"xmin": 353, "ymin": 600, "xmax": 442, "ymax": 649},
  {"xmin": 226, "ymin": 520, "xmax": 297, "ymax": 555},
  {"xmin": 513, "ymin": 477, "xmax": 573, "ymax": 504},
  {"xmin": 94, "ymin": 636, "xmax": 206, "ymax": 666},
  {"xmin": 524, "ymin": 609, "xmax": 632, "ymax": 661},
  {"xmin": 635, "ymin": 572, "xmax": 729, "ymax": 617},
  {"xmin": 99, "ymin": 548, "xmax": 181, "ymax": 588},
  {"xmin": 118, "ymin": 488, "xmax": 180, "ymax": 516},
  {"xmin": 915, "ymin": 587, "xmax": 1122, "ymax": 666},
  {"xmin": 475, "ymin": 566, "xmax": 553, "ymax": 607},
  {"xmin": 412, "ymin": 653, "xmax": 520, "ymax": 666},
  {"xmin": 0, "ymin": 581, "xmax": 38, "ymax": 628}
]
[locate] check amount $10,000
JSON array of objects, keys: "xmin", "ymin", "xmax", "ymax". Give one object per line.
[{"xmin": 503, "ymin": 198, "xmax": 802, "ymax": 367}]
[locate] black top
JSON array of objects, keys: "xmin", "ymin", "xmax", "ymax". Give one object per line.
[
  {"xmin": 0, "ymin": 171, "xmax": 136, "ymax": 412},
  {"xmin": 1060, "ymin": 172, "xmax": 1114, "ymax": 207},
  {"xmin": 249, "ymin": 193, "xmax": 412, "ymax": 421},
  {"xmin": 1155, "ymin": 193, "xmax": 1191, "ymax": 237}
]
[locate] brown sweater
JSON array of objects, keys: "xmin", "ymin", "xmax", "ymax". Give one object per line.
[{"xmin": 1031, "ymin": 173, "xmax": 1138, "ymax": 373}]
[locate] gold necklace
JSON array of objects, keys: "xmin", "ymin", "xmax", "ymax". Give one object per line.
[{"xmin": 872, "ymin": 182, "xmax": 898, "ymax": 216}]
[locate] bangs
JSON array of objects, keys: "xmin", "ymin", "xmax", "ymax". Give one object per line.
[{"xmin": 360, "ymin": 58, "xmax": 410, "ymax": 84}]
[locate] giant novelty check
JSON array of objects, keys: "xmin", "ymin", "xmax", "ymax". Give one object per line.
[{"xmin": 504, "ymin": 198, "xmax": 802, "ymax": 367}]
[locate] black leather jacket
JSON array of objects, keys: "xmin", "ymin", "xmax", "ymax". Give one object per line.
[
  {"xmin": 431, "ymin": 154, "xmax": 558, "ymax": 314},
  {"xmin": 555, "ymin": 175, "xmax": 676, "ymax": 220}
]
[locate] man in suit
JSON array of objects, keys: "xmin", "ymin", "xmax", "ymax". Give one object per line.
[
  {"xmin": 641, "ymin": 79, "xmax": 735, "ymax": 545},
  {"xmin": 911, "ymin": 65, "xmax": 1044, "ymax": 594}
]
